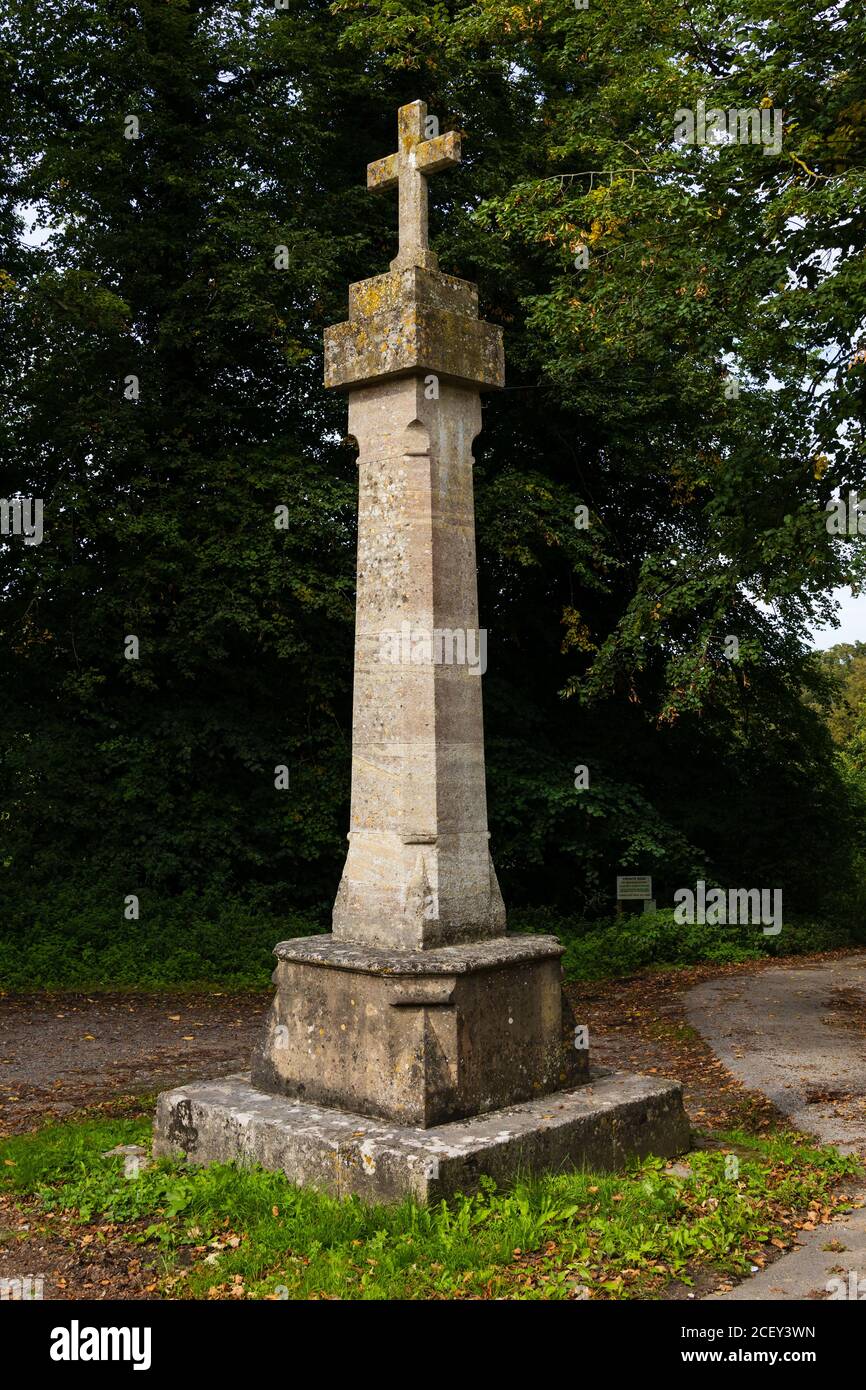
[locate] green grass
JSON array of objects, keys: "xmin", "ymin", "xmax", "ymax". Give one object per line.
[
  {"xmin": 1, "ymin": 1116, "xmax": 859, "ymax": 1300},
  {"xmin": 513, "ymin": 908, "xmax": 856, "ymax": 981}
]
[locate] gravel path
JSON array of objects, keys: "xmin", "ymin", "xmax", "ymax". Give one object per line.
[
  {"xmin": 686, "ymin": 955, "xmax": 866, "ymax": 1152},
  {"xmin": 686, "ymin": 955, "xmax": 866, "ymax": 1301},
  {"xmin": 0, "ymin": 992, "xmax": 268, "ymax": 1137}
]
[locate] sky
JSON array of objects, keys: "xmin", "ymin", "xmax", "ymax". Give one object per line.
[{"xmin": 809, "ymin": 587, "xmax": 866, "ymax": 650}]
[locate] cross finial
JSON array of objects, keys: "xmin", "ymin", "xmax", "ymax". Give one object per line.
[{"xmin": 367, "ymin": 100, "xmax": 461, "ymax": 272}]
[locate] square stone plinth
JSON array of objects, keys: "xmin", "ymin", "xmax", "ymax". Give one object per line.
[
  {"xmin": 324, "ymin": 266, "xmax": 504, "ymax": 391},
  {"xmin": 153, "ymin": 1069, "xmax": 691, "ymax": 1204},
  {"xmin": 249, "ymin": 934, "xmax": 586, "ymax": 1127}
]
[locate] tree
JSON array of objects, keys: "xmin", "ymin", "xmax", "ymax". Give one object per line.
[{"xmin": 2, "ymin": 0, "xmax": 864, "ymax": 982}]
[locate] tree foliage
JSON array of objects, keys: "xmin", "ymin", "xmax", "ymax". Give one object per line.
[{"xmin": 1, "ymin": 0, "xmax": 864, "ymax": 977}]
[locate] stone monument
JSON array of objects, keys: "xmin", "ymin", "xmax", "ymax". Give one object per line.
[{"xmin": 154, "ymin": 102, "xmax": 690, "ymax": 1201}]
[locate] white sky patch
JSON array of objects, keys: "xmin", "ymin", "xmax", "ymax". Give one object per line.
[
  {"xmin": 808, "ymin": 587, "xmax": 866, "ymax": 649},
  {"xmin": 18, "ymin": 202, "xmax": 52, "ymax": 247}
]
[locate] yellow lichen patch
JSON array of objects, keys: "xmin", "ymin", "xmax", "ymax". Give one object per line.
[{"xmin": 353, "ymin": 280, "xmax": 389, "ymax": 318}]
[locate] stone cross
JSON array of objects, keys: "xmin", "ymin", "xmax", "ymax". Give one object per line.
[
  {"xmin": 153, "ymin": 101, "xmax": 689, "ymax": 1203},
  {"xmin": 367, "ymin": 100, "xmax": 461, "ymax": 272},
  {"xmin": 255, "ymin": 97, "xmax": 581, "ymax": 1122}
]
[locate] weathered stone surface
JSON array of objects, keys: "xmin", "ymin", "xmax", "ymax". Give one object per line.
[
  {"xmin": 326, "ymin": 99, "xmax": 503, "ymax": 393},
  {"xmin": 269, "ymin": 932, "xmax": 566, "ymax": 975},
  {"xmin": 349, "ymin": 267, "xmax": 477, "ymax": 322},
  {"xmin": 366, "ymin": 99, "xmax": 460, "ymax": 275},
  {"xmin": 331, "ymin": 374, "xmax": 507, "ymax": 949},
  {"xmin": 324, "ymin": 107, "xmax": 504, "ymax": 952},
  {"xmin": 250, "ymin": 933, "xmax": 586, "ymax": 1126},
  {"xmin": 324, "ymin": 268, "xmax": 504, "ymax": 391},
  {"xmin": 153, "ymin": 1068, "xmax": 692, "ymax": 1204}
]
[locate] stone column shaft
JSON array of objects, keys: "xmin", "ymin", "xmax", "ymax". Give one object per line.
[
  {"xmin": 332, "ymin": 375, "xmax": 504, "ymax": 949},
  {"xmin": 323, "ymin": 264, "xmax": 506, "ymax": 950}
]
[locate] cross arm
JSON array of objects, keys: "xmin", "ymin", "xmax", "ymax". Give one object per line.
[
  {"xmin": 367, "ymin": 153, "xmax": 398, "ymax": 191},
  {"xmin": 416, "ymin": 130, "xmax": 461, "ymax": 175}
]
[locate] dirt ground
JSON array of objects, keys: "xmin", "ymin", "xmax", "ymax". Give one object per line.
[{"xmin": 0, "ymin": 991, "xmax": 268, "ymax": 1139}]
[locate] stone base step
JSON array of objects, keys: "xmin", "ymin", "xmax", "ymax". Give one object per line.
[{"xmin": 153, "ymin": 1067, "xmax": 690, "ymax": 1204}]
